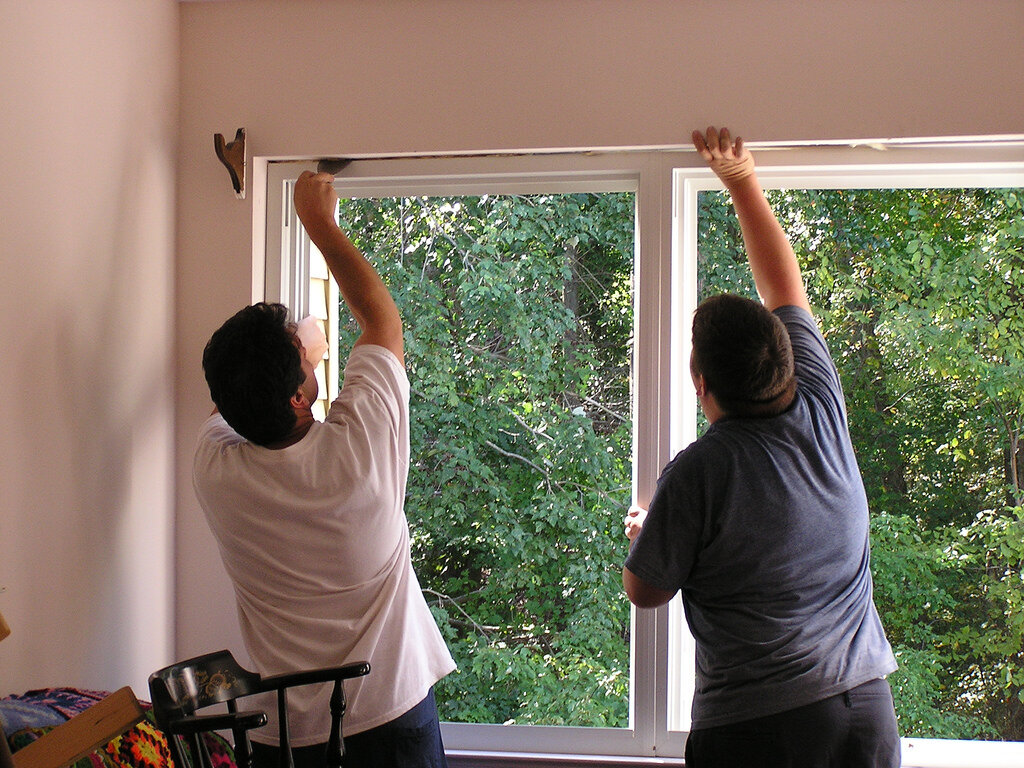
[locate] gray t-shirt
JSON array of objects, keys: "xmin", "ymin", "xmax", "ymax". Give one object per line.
[{"xmin": 625, "ymin": 305, "xmax": 896, "ymax": 730}]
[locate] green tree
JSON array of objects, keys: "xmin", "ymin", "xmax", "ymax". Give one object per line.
[
  {"xmin": 337, "ymin": 193, "xmax": 635, "ymax": 726},
  {"xmin": 330, "ymin": 181, "xmax": 1024, "ymax": 739},
  {"xmin": 698, "ymin": 185, "xmax": 1024, "ymax": 740}
]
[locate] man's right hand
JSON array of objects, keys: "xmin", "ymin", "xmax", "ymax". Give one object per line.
[
  {"xmin": 624, "ymin": 504, "xmax": 648, "ymax": 541},
  {"xmin": 293, "ymin": 171, "xmax": 339, "ymax": 236},
  {"xmin": 692, "ymin": 126, "xmax": 755, "ymax": 188}
]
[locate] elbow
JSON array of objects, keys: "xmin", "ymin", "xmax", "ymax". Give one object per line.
[
  {"xmin": 622, "ymin": 567, "xmax": 675, "ymax": 609},
  {"xmin": 627, "ymin": 591, "xmax": 673, "ymax": 610}
]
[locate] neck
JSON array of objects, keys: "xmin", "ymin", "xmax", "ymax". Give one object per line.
[
  {"xmin": 264, "ymin": 409, "xmax": 315, "ymax": 449},
  {"xmin": 699, "ymin": 392, "xmax": 726, "ymax": 424}
]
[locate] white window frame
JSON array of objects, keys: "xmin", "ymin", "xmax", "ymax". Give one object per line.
[
  {"xmin": 268, "ymin": 151, "xmax": 685, "ymax": 762},
  {"xmin": 263, "ymin": 139, "xmax": 1024, "ymax": 767},
  {"xmin": 674, "ymin": 144, "xmax": 1024, "ymax": 768}
]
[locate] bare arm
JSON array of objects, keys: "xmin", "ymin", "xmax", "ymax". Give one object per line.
[
  {"xmin": 623, "ymin": 566, "xmax": 677, "ymax": 608},
  {"xmin": 621, "ymin": 504, "xmax": 677, "ymax": 608},
  {"xmin": 693, "ymin": 127, "xmax": 810, "ymax": 313},
  {"xmin": 293, "ymin": 171, "xmax": 404, "ymax": 363}
]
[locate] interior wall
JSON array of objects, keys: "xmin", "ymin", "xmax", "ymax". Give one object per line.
[
  {"xmin": 0, "ymin": 0, "xmax": 178, "ymax": 697},
  {"xmin": 175, "ymin": 0, "xmax": 1024, "ymax": 659}
]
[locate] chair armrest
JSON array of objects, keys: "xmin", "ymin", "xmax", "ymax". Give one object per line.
[
  {"xmin": 259, "ymin": 661, "xmax": 370, "ymax": 691},
  {"xmin": 167, "ymin": 710, "xmax": 267, "ymax": 736}
]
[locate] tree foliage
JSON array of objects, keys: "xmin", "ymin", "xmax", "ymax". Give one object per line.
[
  {"xmin": 332, "ymin": 182, "xmax": 1024, "ymax": 740},
  {"xmin": 700, "ymin": 186, "xmax": 1024, "ymax": 740},
  {"xmin": 337, "ymin": 193, "xmax": 635, "ymax": 725}
]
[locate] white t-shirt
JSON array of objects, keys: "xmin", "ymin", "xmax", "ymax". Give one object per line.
[{"xmin": 193, "ymin": 344, "xmax": 456, "ymax": 744}]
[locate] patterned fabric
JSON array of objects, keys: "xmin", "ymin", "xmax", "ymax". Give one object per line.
[
  {"xmin": 104, "ymin": 718, "xmax": 174, "ymax": 768},
  {"xmin": 0, "ymin": 688, "xmax": 110, "ymax": 732},
  {"xmin": 2, "ymin": 688, "xmax": 236, "ymax": 768}
]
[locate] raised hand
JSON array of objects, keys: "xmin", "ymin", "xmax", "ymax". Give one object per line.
[
  {"xmin": 692, "ymin": 126, "xmax": 755, "ymax": 186},
  {"xmin": 624, "ymin": 504, "xmax": 648, "ymax": 542},
  {"xmin": 293, "ymin": 171, "xmax": 340, "ymax": 236}
]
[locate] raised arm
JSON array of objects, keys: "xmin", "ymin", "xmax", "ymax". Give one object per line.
[
  {"xmin": 293, "ymin": 171, "xmax": 404, "ymax": 363},
  {"xmin": 693, "ymin": 127, "xmax": 810, "ymax": 313}
]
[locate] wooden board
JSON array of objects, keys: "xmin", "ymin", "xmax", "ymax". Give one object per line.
[{"xmin": 11, "ymin": 687, "xmax": 144, "ymax": 768}]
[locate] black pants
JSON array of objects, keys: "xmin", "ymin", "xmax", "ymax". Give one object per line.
[
  {"xmin": 684, "ymin": 678, "xmax": 901, "ymax": 768},
  {"xmin": 251, "ymin": 689, "xmax": 447, "ymax": 768}
]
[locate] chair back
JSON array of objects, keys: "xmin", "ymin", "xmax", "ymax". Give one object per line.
[
  {"xmin": 149, "ymin": 650, "xmax": 267, "ymax": 768},
  {"xmin": 149, "ymin": 650, "xmax": 369, "ymax": 768},
  {"xmin": 149, "ymin": 649, "xmax": 262, "ymax": 719}
]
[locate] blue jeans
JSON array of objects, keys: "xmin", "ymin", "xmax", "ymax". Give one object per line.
[
  {"xmin": 684, "ymin": 678, "xmax": 901, "ymax": 768},
  {"xmin": 251, "ymin": 688, "xmax": 447, "ymax": 768}
]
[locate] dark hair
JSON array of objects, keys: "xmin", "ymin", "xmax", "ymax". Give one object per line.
[
  {"xmin": 691, "ymin": 294, "xmax": 796, "ymax": 418},
  {"xmin": 202, "ymin": 302, "xmax": 303, "ymax": 445}
]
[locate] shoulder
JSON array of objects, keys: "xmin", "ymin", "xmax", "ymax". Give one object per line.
[
  {"xmin": 773, "ymin": 304, "xmax": 821, "ymax": 342},
  {"xmin": 338, "ymin": 345, "xmax": 409, "ymax": 399},
  {"xmin": 327, "ymin": 344, "xmax": 410, "ymax": 426},
  {"xmin": 345, "ymin": 344, "xmax": 407, "ymax": 387},
  {"xmin": 654, "ymin": 431, "xmax": 727, "ymax": 497},
  {"xmin": 195, "ymin": 412, "xmax": 245, "ymax": 448},
  {"xmin": 773, "ymin": 305, "xmax": 842, "ymax": 389},
  {"xmin": 192, "ymin": 414, "xmax": 250, "ymax": 496}
]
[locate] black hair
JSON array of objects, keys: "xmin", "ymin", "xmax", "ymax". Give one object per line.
[
  {"xmin": 201, "ymin": 302, "xmax": 303, "ymax": 445},
  {"xmin": 691, "ymin": 293, "xmax": 796, "ymax": 418}
]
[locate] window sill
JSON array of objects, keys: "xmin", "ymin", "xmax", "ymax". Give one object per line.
[
  {"xmin": 900, "ymin": 737, "xmax": 1024, "ymax": 768},
  {"xmin": 446, "ymin": 738, "xmax": 1024, "ymax": 768},
  {"xmin": 446, "ymin": 751, "xmax": 685, "ymax": 768}
]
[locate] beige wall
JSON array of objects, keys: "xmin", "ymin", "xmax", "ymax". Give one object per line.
[
  {"xmin": 176, "ymin": 0, "xmax": 1024, "ymax": 659},
  {"xmin": 0, "ymin": 0, "xmax": 1020, "ymax": 701},
  {"xmin": 0, "ymin": 0, "xmax": 178, "ymax": 696}
]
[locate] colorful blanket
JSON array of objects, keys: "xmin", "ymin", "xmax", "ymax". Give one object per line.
[{"xmin": 0, "ymin": 687, "xmax": 235, "ymax": 768}]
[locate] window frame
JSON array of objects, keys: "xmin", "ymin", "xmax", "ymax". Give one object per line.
[
  {"xmin": 263, "ymin": 140, "xmax": 1024, "ymax": 767},
  {"xmin": 268, "ymin": 151, "xmax": 684, "ymax": 760},
  {"xmin": 673, "ymin": 146, "xmax": 1024, "ymax": 768}
]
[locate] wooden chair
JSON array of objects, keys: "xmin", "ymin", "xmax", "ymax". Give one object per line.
[{"xmin": 148, "ymin": 650, "xmax": 369, "ymax": 768}]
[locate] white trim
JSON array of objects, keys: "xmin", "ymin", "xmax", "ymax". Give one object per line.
[
  {"xmin": 446, "ymin": 750, "xmax": 685, "ymax": 767},
  {"xmin": 901, "ymin": 738, "xmax": 1024, "ymax": 768}
]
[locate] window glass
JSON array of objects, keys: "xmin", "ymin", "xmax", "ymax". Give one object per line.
[
  {"xmin": 335, "ymin": 192, "xmax": 636, "ymax": 727},
  {"xmin": 697, "ymin": 185, "xmax": 1024, "ymax": 744}
]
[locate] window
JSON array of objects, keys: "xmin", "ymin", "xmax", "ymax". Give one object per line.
[
  {"xmin": 677, "ymin": 151, "xmax": 1024, "ymax": 768},
  {"xmin": 265, "ymin": 140, "xmax": 1024, "ymax": 766},
  {"xmin": 268, "ymin": 152, "xmax": 683, "ymax": 761},
  {"xmin": 337, "ymin": 189, "xmax": 636, "ymax": 733}
]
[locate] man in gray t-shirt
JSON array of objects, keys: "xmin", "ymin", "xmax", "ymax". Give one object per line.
[{"xmin": 623, "ymin": 127, "xmax": 900, "ymax": 768}]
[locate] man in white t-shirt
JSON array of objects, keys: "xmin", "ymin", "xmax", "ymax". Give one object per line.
[{"xmin": 193, "ymin": 171, "xmax": 456, "ymax": 768}]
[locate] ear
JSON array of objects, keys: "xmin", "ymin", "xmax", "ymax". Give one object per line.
[
  {"xmin": 290, "ymin": 390, "xmax": 307, "ymax": 409},
  {"xmin": 693, "ymin": 373, "xmax": 706, "ymax": 398}
]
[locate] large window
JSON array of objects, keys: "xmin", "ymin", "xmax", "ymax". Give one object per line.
[
  {"xmin": 339, "ymin": 190, "xmax": 636, "ymax": 731},
  {"xmin": 268, "ymin": 152, "xmax": 682, "ymax": 761},
  {"xmin": 266, "ymin": 142, "xmax": 1024, "ymax": 766}
]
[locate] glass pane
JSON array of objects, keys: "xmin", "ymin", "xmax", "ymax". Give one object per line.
[
  {"xmin": 333, "ymin": 192, "xmax": 636, "ymax": 727},
  {"xmin": 697, "ymin": 186, "xmax": 1024, "ymax": 742}
]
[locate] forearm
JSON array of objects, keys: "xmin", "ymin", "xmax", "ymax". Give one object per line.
[
  {"xmin": 304, "ymin": 219, "xmax": 403, "ymax": 354},
  {"xmin": 726, "ymin": 175, "xmax": 809, "ymax": 312},
  {"xmin": 292, "ymin": 170, "xmax": 404, "ymax": 359}
]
